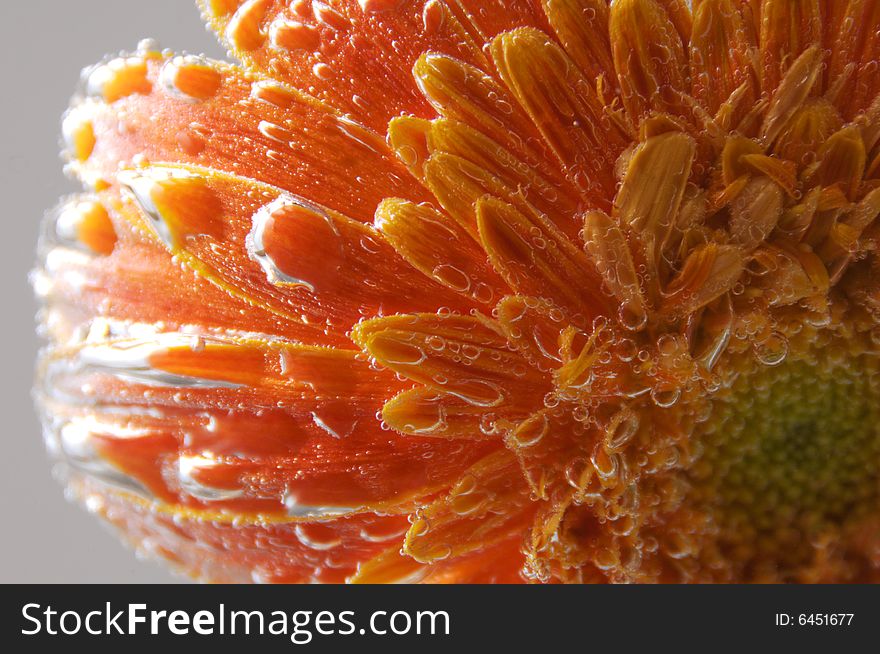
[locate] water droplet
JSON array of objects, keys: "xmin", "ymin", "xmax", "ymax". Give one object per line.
[
  {"xmin": 247, "ymin": 195, "xmax": 343, "ymax": 291},
  {"xmin": 282, "ymin": 490, "xmax": 356, "ymax": 518},
  {"xmin": 431, "ymin": 264, "xmax": 470, "ymax": 293},
  {"xmin": 226, "ymin": 0, "xmax": 271, "ymax": 52},
  {"xmin": 311, "ymin": 411, "xmax": 358, "ymax": 439},
  {"xmin": 510, "ymin": 413, "xmax": 549, "ymax": 448},
  {"xmin": 448, "ymin": 379, "xmax": 504, "ymax": 407},
  {"xmin": 650, "ymin": 383, "xmax": 681, "ymax": 408},
  {"xmin": 618, "ymin": 299, "xmax": 648, "ymax": 331},
  {"xmin": 269, "ymin": 19, "xmax": 321, "ymax": 51},
  {"xmin": 754, "ymin": 332, "xmax": 789, "ymax": 366},
  {"xmin": 177, "ymin": 454, "xmax": 244, "ymax": 501},
  {"xmin": 160, "ymin": 56, "xmax": 223, "ymax": 102},
  {"xmin": 119, "ymin": 168, "xmax": 223, "ymax": 250},
  {"xmin": 605, "ymin": 409, "xmax": 640, "ymax": 450},
  {"xmin": 294, "ymin": 523, "xmax": 341, "ymax": 550}
]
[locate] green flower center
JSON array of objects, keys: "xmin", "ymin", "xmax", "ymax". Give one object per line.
[{"xmin": 687, "ymin": 332, "xmax": 880, "ymax": 571}]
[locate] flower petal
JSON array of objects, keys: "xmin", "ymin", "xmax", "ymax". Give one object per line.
[
  {"xmin": 729, "ymin": 177, "xmax": 784, "ymax": 251},
  {"xmin": 73, "ymin": 476, "xmax": 412, "ymax": 583},
  {"xmin": 491, "ymin": 28, "xmax": 629, "ymax": 207},
  {"xmin": 374, "ymin": 198, "xmax": 506, "ymax": 305},
  {"xmin": 382, "ymin": 387, "xmax": 519, "ymax": 439},
  {"xmin": 426, "ymin": 118, "xmax": 583, "ymax": 228},
  {"xmin": 582, "ymin": 209, "xmax": 648, "ymax": 331},
  {"xmin": 539, "ymin": 0, "xmax": 614, "ymax": 84},
  {"xmin": 662, "ymin": 243, "xmax": 746, "ymax": 316},
  {"xmin": 760, "ymin": 46, "xmax": 823, "ymax": 147},
  {"xmin": 115, "ymin": 165, "xmax": 475, "ymax": 332},
  {"xmin": 413, "ymin": 53, "xmax": 569, "ymax": 189},
  {"xmin": 495, "ymin": 295, "xmax": 566, "ymax": 372},
  {"xmin": 64, "ymin": 50, "xmax": 425, "ymax": 222},
  {"xmin": 690, "ymin": 0, "xmax": 758, "ymax": 115},
  {"xmin": 44, "ymin": 400, "xmax": 495, "ymax": 516},
  {"xmin": 477, "ymin": 197, "xmax": 611, "ymax": 325},
  {"xmin": 758, "ymin": 0, "xmax": 822, "ymax": 94},
  {"xmin": 199, "ymin": 0, "xmax": 548, "ymax": 131},
  {"xmin": 826, "ymin": 0, "xmax": 880, "ymax": 117},
  {"xmin": 352, "ymin": 313, "xmax": 549, "ymax": 409},
  {"xmin": 609, "ymin": 0, "xmax": 690, "ymax": 123},
  {"xmin": 614, "ymin": 131, "xmax": 696, "ymax": 278},
  {"xmin": 351, "ymin": 534, "xmax": 526, "ymax": 583},
  {"xmin": 404, "ymin": 449, "xmax": 535, "ymax": 563},
  {"xmin": 36, "ymin": 194, "xmax": 326, "ymax": 345}
]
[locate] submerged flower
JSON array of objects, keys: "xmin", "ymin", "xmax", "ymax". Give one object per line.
[{"xmin": 33, "ymin": 0, "xmax": 880, "ymax": 583}]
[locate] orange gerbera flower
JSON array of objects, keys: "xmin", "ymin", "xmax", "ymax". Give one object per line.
[{"xmin": 33, "ymin": 0, "xmax": 880, "ymax": 583}]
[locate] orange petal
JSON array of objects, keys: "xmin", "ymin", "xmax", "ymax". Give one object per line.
[
  {"xmin": 348, "ymin": 546, "xmax": 430, "ymax": 584},
  {"xmin": 758, "ymin": 0, "xmax": 822, "ymax": 94},
  {"xmin": 752, "ymin": 240, "xmax": 830, "ymax": 306},
  {"xmin": 721, "ymin": 135, "xmax": 763, "ymax": 185},
  {"xmin": 760, "ymin": 46, "xmax": 823, "ymax": 147},
  {"xmin": 540, "ymin": 0, "xmax": 614, "ymax": 84},
  {"xmin": 427, "ymin": 118, "xmax": 583, "ymax": 231},
  {"xmin": 446, "ymin": 0, "xmax": 550, "ymax": 42},
  {"xmin": 656, "ymin": 0, "xmax": 693, "ymax": 46},
  {"xmin": 44, "ymin": 332, "xmax": 406, "ymax": 414},
  {"xmin": 505, "ymin": 408, "xmax": 598, "ymax": 502},
  {"xmin": 662, "ymin": 243, "xmax": 746, "ymax": 316},
  {"xmin": 200, "ymin": 0, "xmax": 472, "ymax": 130},
  {"xmin": 729, "ymin": 177, "xmax": 784, "ymax": 251},
  {"xmin": 65, "ymin": 50, "xmax": 425, "ymax": 222},
  {"xmin": 404, "ymin": 449, "xmax": 534, "ymax": 563},
  {"xmin": 74, "ymin": 477, "xmax": 411, "ymax": 583},
  {"xmin": 117, "ymin": 165, "xmax": 475, "ymax": 332},
  {"xmin": 495, "ymin": 295, "xmax": 566, "ymax": 373},
  {"xmin": 690, "ymin": 0, "xmax": 757, "ymax": 115},
  {"xmin": 477, "ymin": 197, "xmax": 611, "ymax": 326},
  {"xmin": 387, "ymin": 115, "xmax": 432, "ymax": 180},
  {"xmin": 739, "ymin": 153, "xmax": 799, "ymax": 197},
  {"xmin": 614, "ymin": 131, "xmax": 696, "ymax": 272},
  {"xmin": 582, "ymin": 210, "xmax": 648, "ymax": 331},
  {"xmin": 374, "ymin": 198, "xmax": 507, "ymax": 305},
  {"xmin": 609, "ymin": 0, "xmax": 690, "ymax": 123},
  {"xmin": 419, "ymin": 534, "xmax": 528, "ymax": 583},
  {"xmin": 812, "ymin": 126, "xmax": 867, "ymax": 199},
  {"xmin": 413, "ymin": 54, "xmax": 567, "ymax": 186},
  {"xmin": 382, "ymin": 387, "xmax": 522, "ymax": 439},
  {"xmin": 491, "ymin": 28, "xmax": 629, "ymax": 207},
  {"xmin": 352, "ymin": 534, "xmax": 527, "ymax": 583},
  {"xmin": 36, "ymin": 194, "xmax": 324, "ymax": 345},
  {"xmin": 424, "ymin": 152, "xmax": 515, "ymax": 235},
  {"xmin": 47, "ymin": 392, "xmax": 496, "ymax": 518},
  {"xmin": 352, "ymin": 312, "xmax": 549, "ymax": 410},
  {"xmin": 826, "ymin": 0, "xmax": 880, "ymax": 118}
]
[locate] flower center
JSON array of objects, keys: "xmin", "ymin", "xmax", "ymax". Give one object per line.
[{"xmin": 686, "ymin": 329, "xmax": 880, "ymax": 574}]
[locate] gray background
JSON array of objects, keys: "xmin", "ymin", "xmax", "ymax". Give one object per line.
[{"xmin": 1, "ymin": 0, "xmax": 226, "ymax": 583}]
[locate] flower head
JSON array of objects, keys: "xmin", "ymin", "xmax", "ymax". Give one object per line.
[{"xmin": 34, "ymin": 0, "xmax": 880, "ymax": 583}]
